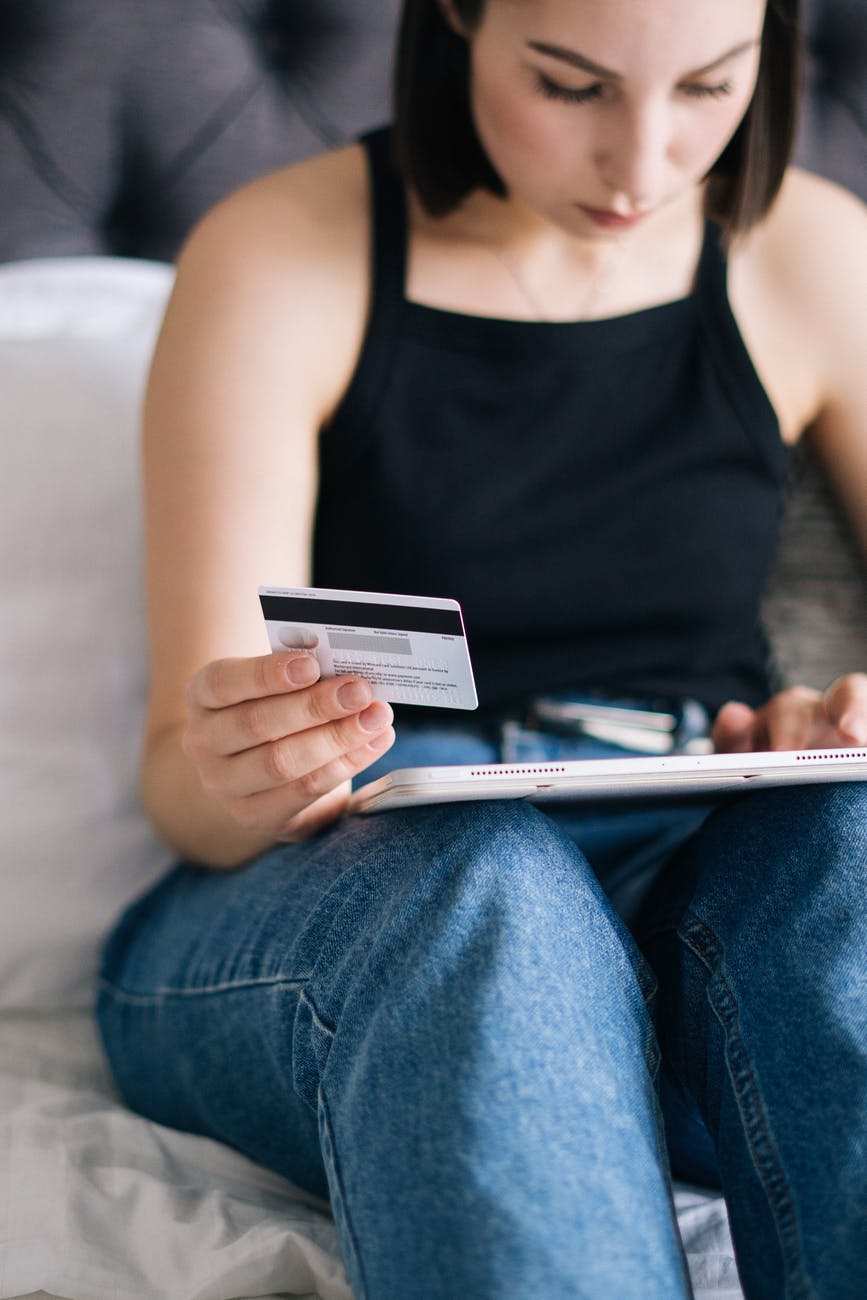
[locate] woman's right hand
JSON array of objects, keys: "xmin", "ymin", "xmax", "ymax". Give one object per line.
[{"xmin": 181, "ymin": 652, "xmax": 395, "ymax": 843}]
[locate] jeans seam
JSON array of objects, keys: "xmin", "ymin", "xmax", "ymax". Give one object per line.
[
  {"xmin": 632, "ymin": 951, "xmax": 662, "ymax": 1079},
  {"xmin": 299, "ymin": 985, "xmax": 337, "ymax": 1039},
  {"xmin": 318, "ymin": 1081, "xmax": 371, "ymax": 1300},
  {"xmin": 679, "ymin": 910, "xmax": 815, "ymax": 1300},
  {"xmin": 96, "ymin": 971, "xmax": 310, "ymax": 1005}
]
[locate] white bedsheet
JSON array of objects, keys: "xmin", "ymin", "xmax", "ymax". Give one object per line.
[{"xmin": 0, "ymin": 1011, "xmax": 742, "ymax": 1300}]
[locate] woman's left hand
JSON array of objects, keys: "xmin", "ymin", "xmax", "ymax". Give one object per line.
[{"xmin": 712, "ymin": 673, "xmax": 867, "ymax": 752}]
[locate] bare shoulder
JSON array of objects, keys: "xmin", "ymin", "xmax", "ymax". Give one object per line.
[
  {"xmin": 737, "ymin": 167, "xmax": 867, "ymax": 317},
  {"xmin": 765, "ymin": 165, "xmax": 866, "ymax": 230},
  {"xmin": 754, "ymin": 172, "xmax": 867, "ymax": 558},
  {"xmin": 728, "ymin": 169, "xmax": 867, "ymax": 441},
  {"xmin": 141, "ymin": 145, "xmax": 375, "ymax": 719},
  {"xmin": 185, "ymin": 143, "xmax": 370, "ymax": 264},
  {"xmin": 168, "ymin": 143, "xmax": 372, "ymax": 420}
]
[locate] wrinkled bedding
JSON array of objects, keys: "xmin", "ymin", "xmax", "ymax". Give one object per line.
[
  {"xmin": 0, "ymin": 1010, "xmax": 742, "ymax": 1300},
  {"xmin": 0, "ymin": 258, "xmax": 744, "ymax": 1300}
]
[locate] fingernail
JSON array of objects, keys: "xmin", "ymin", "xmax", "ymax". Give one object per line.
[
  {"xmin": 287, "ymin": 655, "xmax": 319, "ymax": 685},
  {"xmin": 337, "ymin": 680, "xmax": 371, "ymax": 711},
  {"xmin": 368, "ymin": 726, "xmax": 395, "ymax": 751},
  {"xmin": 718, "ymin": 700, "xmax": 752, "ymax": 721},
  {"xmin": 358, "ymin": 701, "xmax": 392, "ymax": 733},
  {"xmin": 840, "ymin": 712, "xmax": 867, "ymax": 745}
]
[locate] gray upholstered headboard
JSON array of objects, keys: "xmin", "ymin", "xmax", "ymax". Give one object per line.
[
  {"xmin": 0, "ymin": 0, "xmax": 399, "ymax": 262},
  {"xmin": 1, "ymin": 0, "xmax": 864, "ymax": 689}
]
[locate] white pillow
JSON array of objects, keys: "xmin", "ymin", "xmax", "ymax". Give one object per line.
[{"xmin": 0, "ymin": 258, "xmax": 176, "ymax": 1009}]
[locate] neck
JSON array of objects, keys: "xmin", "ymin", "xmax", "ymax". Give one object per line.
[
  {"xmin": 406, "ymin": 185, "xmax": 706, "ymax": 323},
  {"xmin": 461, "ymin": 180, "xmax": 703, "ymax": 259}
]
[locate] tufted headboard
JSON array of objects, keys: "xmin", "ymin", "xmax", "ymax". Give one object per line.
[
  {"xmin": 0, "ymin": 0, "xmax": 399, "ymax": 262},
  {"xmin": 0, "ymin": 0, "xmax": 865, "ymax": 686},
  {"xmin": 1, "ymin": 0, "xmax": 864, "ymax": 260}
]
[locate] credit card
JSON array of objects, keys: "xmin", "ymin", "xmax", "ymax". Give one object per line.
[{"xmin": 259, "ymin": 585, "xmax": 479, "ymax": 710}]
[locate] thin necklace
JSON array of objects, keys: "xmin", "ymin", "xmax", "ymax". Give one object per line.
[{"xmin": 488, "ymin": 237, "xmax": 629, "ymax": 323}]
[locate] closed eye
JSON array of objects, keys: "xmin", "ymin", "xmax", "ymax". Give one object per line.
[
  {"xmin": 680, "ymin": 80, "xmax": 733, "ymax": 100},
  {"xmin": 534, "ymin": 70, "xmax": 606, "ymax": 105}
]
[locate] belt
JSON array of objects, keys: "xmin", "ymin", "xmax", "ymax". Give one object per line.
[
  {"xmin": 393, "ymin": 692, "xmax": 713, "ymax": 755},
  {"xmin": 522, "ymin": 692, "xmax": 712, "ymax": 754}
]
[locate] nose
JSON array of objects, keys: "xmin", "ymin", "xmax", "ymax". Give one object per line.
[{"xmin": 594, "ymin": 100, "xmax": 670, "ymax": 212}]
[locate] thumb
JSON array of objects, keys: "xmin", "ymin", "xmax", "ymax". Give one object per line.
[{"xmin": 712, "ymin": 700, "xmax": 758, "ymax": 753}]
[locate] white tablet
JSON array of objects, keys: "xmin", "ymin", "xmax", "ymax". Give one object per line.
[{"xmin": 350, "ymin": 747, "xmax": 867, "ymax": 814}]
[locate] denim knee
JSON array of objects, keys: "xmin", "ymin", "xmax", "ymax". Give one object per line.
[
  {"xmin": 308, "ymin": 799, "xmax": 653, "ymax": 989},
  {"xmin": 759, "ymin": 780, "xmax": 867, "ymax": 877},
  {"xmin": 671, "ymin": 782, "xmax": 866, "ymax": 937},
  {"xmin": 297, "ymin": 803, "xmax": 686, "ymax": 1300},
  {"xmin": 295, "ymin": 800, "xmax": 660, "ymax": 1087},
  {"xmin": 653, "ymin": 783, "xmax": 867, "ymax": 1062}
]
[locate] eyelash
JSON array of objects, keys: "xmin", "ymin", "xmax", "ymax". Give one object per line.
[
  {"xmin": 534, "ymin": 72, "xmax": 603, "ymax": 104},
  {"xmin": 681, "ymin": 80, "xmax": 733, "ymax": 100},
  {"xmin": 533, "ymin": 71, "xmax": 734, "ymax": 105}
]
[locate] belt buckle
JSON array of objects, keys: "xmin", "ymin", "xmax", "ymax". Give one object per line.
[{"xmin": 525, "ymin": 693, "xmax": 711, "ymax": 754}]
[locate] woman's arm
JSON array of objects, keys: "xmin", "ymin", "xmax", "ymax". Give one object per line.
[
  {"xmin": 140, "ymin": 146, "xmax": 394, "ymax": 868},
  {"xmin": 717, "ymin": 171, "xmax": 867, "ymax": 752},
  {"xmin": 801, "ymin": 187, "xmax": 867, "ymax": 564}
]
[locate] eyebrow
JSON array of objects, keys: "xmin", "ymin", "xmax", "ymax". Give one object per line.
[{"xmin": 525, "ymin": 38, "xmax": 760, "ymax": 81}]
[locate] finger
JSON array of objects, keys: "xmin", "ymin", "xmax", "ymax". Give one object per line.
[
  {"xmin": 189, "ymin": 652, "xmax": 320, "ymax": 713},
  {"xmin": 277, "ymin": 782, "xmax": 353, "ymax": 842},
  {"xmin": 190, "ymin": 674, "xmax": 374, "ymax": 760},
  {"xmin": 276, "ymin": 627, "xmax": 319, "ymax": 650},
  {"xmin": 225, "ymin": 728, "xmax": 396, "ymax": 835},
  {"xmin": 824, "ymin": 673, "xmax": 867, "ymax": 745},
  {"xmin": 711, "ymin": 701, "xmax": 759, "ymax": 753},
  {"xmin": 212, "ymin": 701, "xmax": 394, "ymax": 798},
  {"xmin": 762, "ymin": 687, "xmax": 829, "ymax": 750}
]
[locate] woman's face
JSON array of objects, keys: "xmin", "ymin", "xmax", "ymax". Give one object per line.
[{"xmin": 456, "ymin": 0, "xmax": 767, "ymax": 235}]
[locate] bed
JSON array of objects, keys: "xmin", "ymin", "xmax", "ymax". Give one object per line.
[{"xmin": 0, "ymin": 3, "xmax": 864, "ymax": 1297}]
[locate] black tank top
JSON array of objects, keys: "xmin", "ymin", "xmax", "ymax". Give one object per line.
[{"xmin": 312, "ymin": 128, "xmax": 789, "ymax": 717}]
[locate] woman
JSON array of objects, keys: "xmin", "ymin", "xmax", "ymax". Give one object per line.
[{"xmin": 97, "ymin": 1, "xmax": 867, "ymax": 1295}]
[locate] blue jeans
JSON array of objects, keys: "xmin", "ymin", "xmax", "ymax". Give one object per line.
[{"xmin": 96, "ymin": 722, "xmax": 867, "ymax": 1299}]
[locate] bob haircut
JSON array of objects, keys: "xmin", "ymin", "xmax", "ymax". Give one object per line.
[{"xmin": 392, "ymin": 0, "xmax": 802, "ymax": 237}]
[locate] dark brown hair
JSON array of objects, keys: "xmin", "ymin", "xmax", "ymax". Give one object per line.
[{"xmin": 392, "ymin": 0, "xmax": 802, "ymax": 236}]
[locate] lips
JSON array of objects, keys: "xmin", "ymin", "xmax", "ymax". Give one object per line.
[{"xmin": 578, "ymin": 206, "xmax": 651, "ymax": 231}]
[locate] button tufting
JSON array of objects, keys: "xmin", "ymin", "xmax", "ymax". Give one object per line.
[
  {"xmin": 252, "ymin": 0, "xmax": 347, "ymax": 74},
  {"xmin": 0, "ymin": 0, "xmax": 54, "ymax": 69},
  {"xmin": 0, "ymin": 0, "xmax": 862, "ymax": 262}
]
